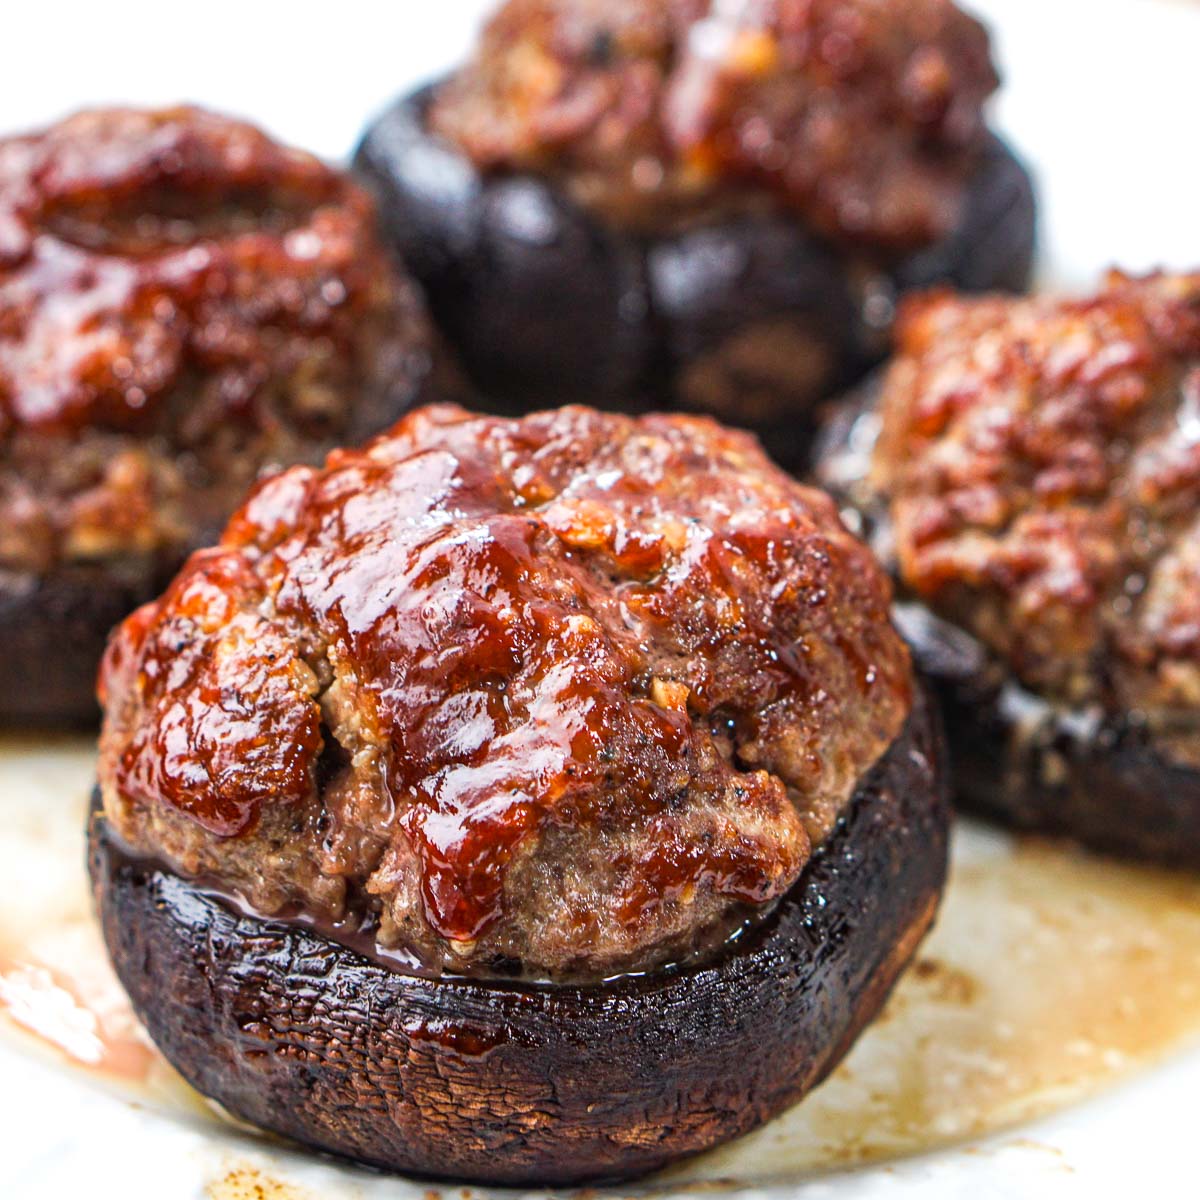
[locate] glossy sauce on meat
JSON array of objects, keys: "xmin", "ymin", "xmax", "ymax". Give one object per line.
[
  {"xmin": 873, "ymin": 272, "xmax": 1200, "ymax": 739},
  {"xmin": 0, "ymin": 106, "xmax": 430, "ymax": 573},
  {"xmin": 429, "ymin": 0, "xmax": 997, "ymax": 250},
  {"xmin": 99, "ymin": 405, "xmax": 911, "ymax": 979}
]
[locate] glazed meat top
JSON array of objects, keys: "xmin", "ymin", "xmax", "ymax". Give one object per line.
[
  {"xmin": 0, "ymin": 106, "xmax": 429, "ymax": 573},
  {"xmin": 99, "ymin": 404, "xmax": 912, "ymax": 979},
  {"xmin": 874, "ymin": 271, "xmax": 1200, "ymax": 728},
  {"xmin": 430, "ymin": 0, "xmax": 997, "ymax": 249}
]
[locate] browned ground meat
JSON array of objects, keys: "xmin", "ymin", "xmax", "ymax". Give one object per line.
[
  {"xmin": 0, "ymin": 106, "xmax": 432, "ymax": 577},
  {"xmin": 98, "ymin": 404, "xmax": 912, "ymax": 980},
  {"xmin": 873, "ymin": 271, "xmax": 1200, "ymax": 751},
  {"xmin": 430, "ymin": 0, "xmax": 997, "ymax": 249}
]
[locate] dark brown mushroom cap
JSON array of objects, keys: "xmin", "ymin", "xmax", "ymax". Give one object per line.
[
  {"xmin": 353, "ymin": 86, "xmax": 1034, "ymax": 459},
  {"xmin": 896, "ymin": 601, "xmax": 1200, "ymax": 867},
  {"xmin": 0, "ymin": 561, "xmax": 166, "ymax": 725},
  {"xmin": 90, "ymin": 689, "xmax": 948, "ymax": 1185}
]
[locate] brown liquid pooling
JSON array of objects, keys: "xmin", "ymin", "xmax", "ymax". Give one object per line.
[
  {"xmin": 0, "ymin": 735, "xmax": 191, "ymax": 1111},
  {"xmin": 669, "ymin": 827, "xmax": 1200, "ymax": 1181}
]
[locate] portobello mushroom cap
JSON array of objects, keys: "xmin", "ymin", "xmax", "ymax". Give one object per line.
[
  {"xmin": 0, "ymin": 106, "xmax": 435, "ymax": 724},
  {"xmin": 353, "ymin": 0, "xmax": 1035, "ymax": 465},
  {"xmin": 91, "ymin": 402, "xmax": 949, "ymax": 1182},
  {"xmin": 90, "ymin": 690, "xmax": 947, "ymax": 1185},
  {"xmin": 0, "ymin": 562, "xmax": 170, "ymax": 725},
  {"xmin": 893, "ymin": 603, "xmax": 1200, "ymax": 867},
  {"xmin": 816, "ymin": 272, "xmax": 1200, "ymax": 866}
]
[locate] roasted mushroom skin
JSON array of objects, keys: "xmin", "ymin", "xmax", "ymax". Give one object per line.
[
  {"xmin": 90, "ymin": 689, "xmax": 948, "ymax": 1185},
  {"xmin": 894, "ymin": 603, "xmax": 1200, "ymax": 866},
  {"xmin": 353, "ymin": 0, "xmax": 1035, "ymax": 459},
  {"xmin": 0, "ymin": 106, "xmax": 434, "ymax": 723},
  {"xmin": 98, "ymin": 403, "xmax": 913, "ymax": 981},
  {"xmin": 819, "ymin": 272, "xmax": 1200, "ymax": 862}
]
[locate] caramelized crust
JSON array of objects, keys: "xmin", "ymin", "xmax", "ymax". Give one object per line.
[
  {"xmin": 874, "ymin": 272, "xmax": 1200, "ymax": 737},
  {"xmin": 0, "ymin": 106, "xmax": 431, "ymax": 575},
  {"xmin": 99, "ymin": 404, "xmax": 912, "ymax": 979},
  {"xmin": 430, "ymin": 0, "xmax": 997, "ymax": 249}
]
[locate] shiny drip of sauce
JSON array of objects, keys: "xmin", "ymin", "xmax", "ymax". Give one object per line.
[{"xmin": 6, "ymin": 733, "xmax": 1200, "ymax": 1187}]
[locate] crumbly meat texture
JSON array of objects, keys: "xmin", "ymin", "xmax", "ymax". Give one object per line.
[
  {"xmin": 0, "ymin": 106, "xmax": 432, "ymax": 577},
  {"xmin": 98, "ymin": 404, "xmax": 912, "ymax": 979},
  {"xmin": 873, "ymin": 271, "xmax": 1200, "ymax": 736},
  {"xmin": 429, "ymin": 0, "xmax": 997, "ymax": 249}
]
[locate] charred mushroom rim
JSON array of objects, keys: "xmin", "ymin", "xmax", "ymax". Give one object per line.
[
  {"xmin": 90, "ymin": 404, "xmax": 949, "ymax": 1183},
  {"xmin": 353, "ymin": 0, "xmax": 1035, "ymax": 465},
  {"xmin": 817, "ymin": 270, "xmax": 1200, "ymax": 865},
  {"xmin": 0, "ymin": 106, "xmax": 435, "ymax": 723}
]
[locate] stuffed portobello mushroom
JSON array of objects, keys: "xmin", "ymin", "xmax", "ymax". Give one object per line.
[
  {"xmin": 91, "ymin": 403, "xmax": 949, "ymax": 1184},
  {"xmin": 354, "ymin": 0, "xmax": 1035, "ymax": 464},
  {"xmin": 818, "ymin": 269, "xmax": 1200, "ymax": 865},
  {"xmin": 0, "ymin": 105, "xmax": 435, "ymax": 724}
]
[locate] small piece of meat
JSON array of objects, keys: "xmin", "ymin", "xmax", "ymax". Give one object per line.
[
  {"xmin": 430, "ymin": 0, "xmax": 997, "ymax": 250},
  {"xmin": 0, "ymin": 106, "xmax": 432, "ymax": 576},
  {"xmin": 873, "ymin": 271, "xmax": 1200, "ymax": 727},
  {"xmin": 99, "ymin": 404, "xmax": 912, "ymax": 980}
]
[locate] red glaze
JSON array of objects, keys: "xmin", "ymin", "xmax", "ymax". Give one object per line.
[
  {"xmin": 100, "ymin": 405, "xmax": 911, "ymax": 976},
  {"xmin": 430, "ymin": 0, "xmax": 997, "ymax": 249},
  {"xmin": 106, "ymin": 550, "xmax": 323, "ymax": 837},
  {"xmin": 0, "ymin": 106, "xmax": 430, "ymax": 572},
  {"xmin": 874, "ymin": 271, "xmax": 1200, "ymax": 715},
  {"xmin": 0, "ymin": 106, "xmax": 361, "ymax": 435}
]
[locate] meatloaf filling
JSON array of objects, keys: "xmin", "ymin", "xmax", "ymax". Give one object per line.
[
  {"xmin": 98, "ymin": 404, "xmax": 912, "ymax": 980},
  {"xmin": 873, "ymin": 271, "xmax": 1200, "ymax": 760},
  {"xmin": 429, "ymin": 0, "xmax": 998, "ymax": 251},
  {"xmin": 0, "ymin": 105, "xmax": 432, "ymax": 579}
]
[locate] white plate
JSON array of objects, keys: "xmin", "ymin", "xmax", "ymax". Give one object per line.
[{"xmin": 2, "ymin": 2, "xmax": 1199, "ymax": 1195}]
